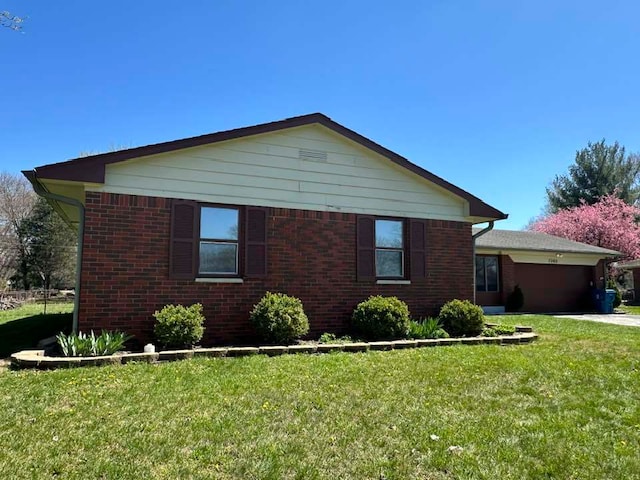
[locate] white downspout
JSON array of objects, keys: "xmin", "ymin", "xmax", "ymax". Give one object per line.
[{"xmin": 471, "ymin": 221, "xmax": 495, "ymax": 304}]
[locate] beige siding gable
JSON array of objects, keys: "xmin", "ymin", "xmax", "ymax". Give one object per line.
[{"xmin": 90, "ymin": 124, "xmax": 469, "ymax": 221}]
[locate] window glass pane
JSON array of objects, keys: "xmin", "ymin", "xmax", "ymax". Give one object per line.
[
  {"xmin": 486, "ymin": 256, "xmax": 499, "ymax": 292},
  {"xmin": 199, "ymin": 242, "xmax": 237, "ymax": 274},
  {"xmin": 376, "ymin": 250, "xmax": 403, "ymax": 277},
  {"xmin": 375, "ymin": 220, "xmax": 403, "ymax": 248},
  {"xmin": 475, "ymin": 257, "xmax": 486, "ymax": 292},
  {"xmin": 200, "ymin": 207, "xmax": 238, "ymax": 240}
]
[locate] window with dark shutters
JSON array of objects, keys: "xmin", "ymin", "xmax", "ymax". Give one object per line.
[
  {"xmin": 358, "ymin": 215, "xmax": 425, "ymax": 281},
  {"xmin": 169, "ymin": 200, "xmax": 198, "ymax": 279},
  {"xmin": 356, "ymin": 216, "xmax": 376, "ymax": 281},
  {"xmin": 409, "ymin": 219, "xmax": 427, "ymax": 279},
  {"xmin": 245, "ymin": 207, "xmax": 268, "ymax": 277}
]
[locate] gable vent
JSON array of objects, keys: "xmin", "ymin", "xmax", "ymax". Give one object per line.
[{"xmin": 299, "ymin": 148, "xmax": 327, "ymax": 162}]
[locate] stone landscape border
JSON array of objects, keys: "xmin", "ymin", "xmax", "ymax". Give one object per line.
[{"xmin": 10, "ymin": 326, "xmax": 537, "ymax": 370}]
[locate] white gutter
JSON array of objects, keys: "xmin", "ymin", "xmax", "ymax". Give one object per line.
[{"xmin": 23, "ymin": 171, "xmax": 84, "ymax": 334}]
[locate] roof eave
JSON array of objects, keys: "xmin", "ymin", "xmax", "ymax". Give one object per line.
[
  {"xmin": 22, "ymin": 170, "xmax": 77, "ymax": 226},
  {"xmin": 476, "ymin": 245, "xmax": 620, "ymax": 256}
]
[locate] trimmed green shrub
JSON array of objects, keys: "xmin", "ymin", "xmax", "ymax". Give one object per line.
[
  {"xmin": 57, "ymin": 330, "xmax": 132, "ymax": 357},
  {"xmin": 153, "ymin": 303, "xmax": 205, "ymax": 348},
  {"xmin": 250, "ymin": 292, "xmax": 309, "ymax": 344},
  {"xmin": 407, "ymin": 317, "xmax": 449, "ymax": 339},
  {"xmin": 607, "ymin": 280, "xmax": 622, "ymax": 308},
  {"xmin": 506, "ymin": 285, "xmax": 524, "ymax": 312},
  {"xmin": 352, "ymin": 295, "xmax": 410, "ymax": 340},
  {"xmin": 438, "ymin": 299, "xmax": 484, "ymax": 337}
]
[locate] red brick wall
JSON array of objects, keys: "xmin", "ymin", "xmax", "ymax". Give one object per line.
[{"xmin": 79, "ymin": 192, "xmax": 474, "ymax": 345}]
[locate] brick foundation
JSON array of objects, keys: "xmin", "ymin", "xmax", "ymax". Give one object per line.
[{"xmin": 79, "ymin": 192, "xmax": 474, "ymax": 345}]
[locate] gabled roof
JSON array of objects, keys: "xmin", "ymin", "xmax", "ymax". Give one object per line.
[
  {"xmin": 27, "ymin": 113, "xmax": 507, "ymax": 220},
  {"xmin": 474, "ymin": 228, "xmax": 620, "ymax": 256}
]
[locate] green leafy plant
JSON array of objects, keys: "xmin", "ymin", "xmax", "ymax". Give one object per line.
[
  {"xmin": 250, "ymin": 292, "xmax": 309, "ymax": 344},
  {"xmin": 506, "ymin": 285, "xmax": 524, "ymax": 312},
  {"xmin": 438, "ymin": 299, "xmax": 485, "ymax": 337},
  {"xmin": 481, "ymin": 324, "xmax": 515, "ymax": 337},
  {"xmin": 56, "ymin": 330, "xmax": 132, "ymax": 357},
  {"xmin": 153, "ymin": 303, "xmax": 205, "ymax": 348},
  {"xmin": 493, "ymin": 324, "xmax": 515, "ymax": 335},
  {"xmin": 481, "ymin": 327, "xmax": 498, "ymax": 337},
  {"xmin": 318, "ymin": 332, "xmax": 337, "ymax": 343},
  {"xmin": 318, "ymin": 332, "xmax": 354, "ymax": 344},
  {"xmin": 352, "ymin": 295, "xmax": 410, "ymax": 340},
  {"xmin": 407, "ymin": 317, "xmax": 449, "ymax": 339}
]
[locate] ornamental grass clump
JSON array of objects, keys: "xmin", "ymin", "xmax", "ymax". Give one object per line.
[
  {"xmin": 407, "ymin": 317, "xmax": 449, "ymax": 339},
  {"xmin": 153, "ymin": 303, "xmax": 205, "ymax": 349},
  {"xmin": 352, "ymin": 295, "xmax": 410, "ymax": 340},
  {"xmin": 56, "ymin": 330, "xmax": 132, "ymax": 357},
  {"xmin": 438, "ymin": 299, "xmax": 484, "ymax": 337},
  {"xmin": 250, "ymin": 292, "xmax": 309, "ymax": 344}
]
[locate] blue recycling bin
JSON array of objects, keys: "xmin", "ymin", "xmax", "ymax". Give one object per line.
[
  {"xmin": 591, "ymin": 289, "xmax": 607, "ymax": 313},
  {"xmin": 604, "ymin": 289, "xmax": 617, "ymax": 314}
]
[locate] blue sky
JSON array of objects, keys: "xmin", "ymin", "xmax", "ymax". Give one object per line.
[{"xmin": 2, "ymin": 1, "xmax": 639, "ymax": 229}]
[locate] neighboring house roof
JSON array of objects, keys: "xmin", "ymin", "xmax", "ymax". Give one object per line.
[
  {"xmin": 473, "ymin": 228, "xmax": 620, "ymax": 256},
  {"xmin": 613, "ymin": 259, "xmax": 640, "ymax": 269},
  {"xmin": 25, "ymin": 113, "xmax": 506, "ymax": 221}
]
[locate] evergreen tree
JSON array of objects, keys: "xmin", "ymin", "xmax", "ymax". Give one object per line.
[
  {"xmin": 12, "ymin": 198, "xmax": 76, "ymax": 290},
  {"xmin": 546, "ymin": 140, "xmax": 640, "ymax": 212}
]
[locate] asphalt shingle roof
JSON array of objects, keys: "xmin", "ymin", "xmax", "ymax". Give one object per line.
[{"xmin": 473, "ymin": 228, "xmax": 620, "ymax": 256}]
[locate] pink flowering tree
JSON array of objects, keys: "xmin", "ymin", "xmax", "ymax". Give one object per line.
[{"xmin": 530, "ymin": 194, "xmax": 640, "ymax": 261}]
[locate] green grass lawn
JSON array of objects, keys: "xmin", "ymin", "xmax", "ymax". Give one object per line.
[
  {"xmin": 1, "ymin": 315, "xmax": 639, "ymax": 479},
  {"xmin": 619, "ymin": 304, "xmax": 640, "ymax": 315},
  {"xmin": 0, "ymin": 302, "xmax": 73, "ymax": 358}
]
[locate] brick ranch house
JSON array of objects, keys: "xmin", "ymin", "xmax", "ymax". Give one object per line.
[
  {"xmin": 24, "ymin": 114, "xmax": 506, "ymax": 344},
  {"xmin": 26, "ymin": 113, "xmax": 510, "ymax": 345}
]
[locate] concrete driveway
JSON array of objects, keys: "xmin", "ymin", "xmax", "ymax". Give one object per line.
[{"xmin": 554, "ymin": 313, "xmax": 640, "ymax": 327}]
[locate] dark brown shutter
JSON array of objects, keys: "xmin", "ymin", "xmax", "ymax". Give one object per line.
[
  {"xmin": 409, "ymin": 219, "xmax": 427, "ymax": 279},
  {"xmin": 356, "ymin": 216, "xmax": 375, "ymax": 282},
  {"xmin": 246, "ymin": 207, "xmax": 268, "ymax": 277},
  {"xmin": 169, "ymin": 200, "xmax": 198, "ymax": 279}
]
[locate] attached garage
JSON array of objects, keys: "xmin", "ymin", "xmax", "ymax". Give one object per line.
[{"xmin": 474, "ymin": 229, "xmax": 619, "ymax": 313}]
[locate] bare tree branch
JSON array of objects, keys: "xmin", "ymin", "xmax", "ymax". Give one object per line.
[
  {"xmin": 0, "ymin": 172, "xmax": 37, "ymax": 287},
  {"xmin": 0, "ymin": 11, "xmax": 24, "ymax": 31}
]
